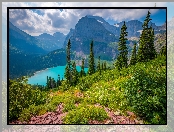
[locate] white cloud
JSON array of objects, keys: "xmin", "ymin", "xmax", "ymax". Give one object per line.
[{"xmin": 3, "ymin": 2, "xmax": 167, "ymax": 35}]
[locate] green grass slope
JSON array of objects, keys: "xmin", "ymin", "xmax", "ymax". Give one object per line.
[{"xmin": 9, "ymin": 55, "xmax": 166, "ymax": 124}]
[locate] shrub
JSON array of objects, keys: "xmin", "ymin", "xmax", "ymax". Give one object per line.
[
  {"xmin": 63, "ymin": 104, "xmax": 108, "ymax": 124},
  {"xmin": 123, "ymin": 60, "xmax": 166, "ymax": 124},
  {"xmin": 9, "ymin": 76, "xmax": 48, "ymax": 121}
]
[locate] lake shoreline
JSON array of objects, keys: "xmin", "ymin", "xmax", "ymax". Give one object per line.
[{"xmin": 28, "ymin": 66, "xmax": 88, "ymax": 86}]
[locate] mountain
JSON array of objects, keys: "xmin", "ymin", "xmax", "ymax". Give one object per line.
[
  {"xmin": 64, "ymin": 16, "xmax": 119, "ymax": 61},
  {"xmin": 32, "ymin": 48, "xmax": 67, "ymax": 71},
  {"xmin": 154, "ymin": 32, "xmax": 166, "ymax": 54},
  {"xmin": 117, "ymin": 20, "xmax": 143, "ymax": 38},
  {"xmin": 9, "ymin": 15, "xmax": 167, "ymax": 79},
  {"xmin": 35, "ymin": 32, "xmax": 66, "ymax": 51},
  {"xmin": 9, "ymin": 22, "xmax": 70, "ymax": 79},
  {"xmin": 63, "ymin": 15, "xmax": 166, "ymax": 61},
  {"xmin": 9, "ymin": 22, "xmax": 47, "ymax": 55},
  {"xmin": 86, "ymin": 15, "xmax": 119, "ymax": 35},
  {"xmin": 85, "ymin": 15, "xmax": 166, "ymax": 38},
  {"xmin": 9, "ymin": 48, "xmax": 68, "ymax": 79}
]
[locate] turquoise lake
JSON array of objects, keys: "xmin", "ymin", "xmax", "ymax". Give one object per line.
[{"xmin": 28, "ymin": 66, "xmax": 88, "ymax": 86}]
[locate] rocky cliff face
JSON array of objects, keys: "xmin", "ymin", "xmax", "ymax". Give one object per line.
[
  {"xmin": 86, "ymin": 15, "xmax": 119, "ymax": 35},
  {"xmin": 35, "ymin": 32, "xmax": 66, "ymax": 51},
  {"xmin": 64, "ymin": 16, "xmax": 119, "ymax": 61},
  {"xmin": 64, "ymin": 15, "xmax": 166, "ymax": 61}
]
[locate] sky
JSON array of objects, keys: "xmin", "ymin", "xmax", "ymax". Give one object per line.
[{"xmin": 2, "ymin": 2, "xmax": 172, "ymax": 36}]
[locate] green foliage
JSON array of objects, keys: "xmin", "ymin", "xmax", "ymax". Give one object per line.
[
  {"xmin": 159, "ymin": 45, "xmax": 167, "ymax": 56},
  {"xmin": 88, "ymin": 40, "xmax": 95, "ymax": 75},
  {"xmin": 64, "ymin": 64, "xmax": 71, "ymax": 84},
  {"xmin": 10, "ymin": 48, "xmax": 67, "ymax": 80},
  {"xmin": 83, "ymin": 78, "xmax": 127, "ymax": 111},
  {"xmin": 9, "ymin": 76, "xmax": 48, "ymax": 121},
  {"xmin": 65, "ymin": 39, "xmax": 72, "ymax": 84},
  {"xmin": 115, "ymin": 21, "xmax": 128, "ymax": 70},
  {"xmin": 9, "ymin": 53, "xmax": 166, "ymax": 125},
  {"xmin": 18, "ymin": 104, "xmax": 48, "ymax": 122},
  {"xmin": 137, "ymin": 11, "xmax": 157, "ymax": 62},
  {"xmin": 123, "ymin": 56, "xmax": 166, "ymax": 124},
  {"xmin": 97, "ymin": 56, "xmax": 101, "ymax": 75},
  {"xmin": 63, "ymin": 104, "xmax": 108, "ymax": 124},
  {"xmin": 72, "ymin": 61, "xmax": 79, "ymax": 86},
  {"xmin": 80, "ymin": 58, "xmax": 86, "ymax": 77},
  {"xmin": 130, "ymin": 43, "xmax": 137, "ymax": 65}
]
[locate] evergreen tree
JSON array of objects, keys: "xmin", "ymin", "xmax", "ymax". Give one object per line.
[
  {"xmin": 46, "ymin": 76, "xmax": 49, "ymax": 88},
  {"xmin": 49, "ymin": 77, "xmax": 51, "ymax": 89},
  {"xmin": 72, "ymin": 61, "xmax": 78, "ymax": 85},
  {"xmin": 57, "ymin": 74, "xmax": 61, "ymax": 87},
  {"xmin": 64, "ymin": 39, "xmax": 72, "ymax": 83},
  {"xmin": 148, "ymin": 26, "xmax": 156, "ymax": 59},
  {"xmin": 101, "ymin": 63, "xmax": 104, "ymax": 70},
  {"xmin": 65, "ymin": 64, "xmax": 71, "ymax": 83},
  {"xmin": 97, "ymin": 56, "xmax": 100, "ymax": 71},
  {"xmin": 80, "ymin": 58, "xmax": 86, "ymax": 77},
  {"xmin": 88, "ymin": 40, "xmax": 95, "ymax": 75},
  {"xmin": 97, "ymin": 56, "xmax": 101, "ymax": 75},
  {"xmin": 115, "ymin": 21, "xmax": 128, "ymax": 69},
  {"xmin": 104, "ymin": 61, "xmax": 107, "ymax": 71},
  {"xmin": 160, "ymin": 45, "xmax": 166, "ymax": 56},
  {"xmin": 137, "ymin": 11, "xmax": 156, "ymax": 62},
  {"xmin": 130, "ymin": 43, "xmax": 137, "ymax": 65}
]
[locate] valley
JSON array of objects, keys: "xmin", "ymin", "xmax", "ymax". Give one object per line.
[{"xmin": 8, "ymin": 10, "xmax": 167, "ymax": 125}]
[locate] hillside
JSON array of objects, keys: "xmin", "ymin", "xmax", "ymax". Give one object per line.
[
  {"xmin": 9, "ymin": 14, "xmax": 166, "ymax": 79},
  {"xmin": 63, "ymin": 15, "xmax": 166, "ymax": 61},
  {"xmin": 9, "ymin": 48, "xmax": 68, "ymax": 79},
  {"xmin": 9, "ymin": 22, "xmax": 67, "ymax": 79},
  {"xmin": 9, "ymin": 22, "xmax": 47, "ymax": 55},
  {"xmin": 9, "ymin": 55, "xmax": 166, "ymax": 124},
  {"xmin": 35, "ymin": 32, "xmax": 66, "ymax": 51}
]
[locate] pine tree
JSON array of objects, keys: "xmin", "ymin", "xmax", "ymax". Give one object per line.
[
  {"xmin": 148, "ymin": 26, "xmax": 156, "ymax": 59},
  {"xmin": 64, "ymin": 39, "xmax": 72, "ymax": 83},
  {"xmin": 97, "ymin": 56, "xmax": 101, "ymax": 75},
  {"xmin": 72, "ymin": 61, "xmax": 78, "ymax": 85},
  {"xmin": 115, "ymin": 21, "xmax": 128, "ymax": 69},
  {"xmin": 57, "ymin": 74, "xmax": 61, "ymax": 87},
  {"xmin": 160, "ymin": 45, "xmax": 166, "ymax": 56},
  {"xmin": 88, "ymin": 40, "xmax": 95, "ymax": 75},
  {"xmin": 80, "ymin": 58, "xmax": 86, "ymax": 77},
  {"xmin": 97, "ymin": 56, "xmax": 100, "ymax": 71},
  {"xmin": 130, "ymin": 43, "xmax": 137, "ymax": 65},
  {"xmin": 137, "ymin": 11, "xmax": 156, "ymax": 62},
  {"xmin": 101, "ymin": 63, "xmax": 104, "ymax": 70},
  {"xmin": 104, "ymin": 61, "xmax": 107, "ymax": 71}
]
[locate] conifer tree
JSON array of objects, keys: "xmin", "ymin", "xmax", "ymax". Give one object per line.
[
  {"xmin": 97, "ymin": 56, "xmax": 101, "ymax": 75},
  {"xmin": 160, "ymin": 45, "xmax": 166, "ymax": 56},
  {"xmin": 115, "ymin": 21, "xmax": 128, "ymax": 69},
  {"xmin": 64, "ymin": 39, "xmax": 72, "ymax": 83},
  {"xmin": 137, "ymin": 11, "xmax": 156, "ymax": 62},
  {"xmin": 130, "ymin": 43, "xmax": 137, "ymax": 65},
  {"xmin": 80, "ymin": 58, "xmax": 86, "ymax": 77},
  {"xmin": 104, "ymin": 61, "xmax": 107, "ymax": 71},
  {"xmin": 101, "ymin": 63, "xmax": 104, "ymax": 70},
  {"xmin": 72, "ymin": 61, "xmax": 78, "ymax": 85},
  {"xmin": 88, "ymin": 40, "xmax": 95, "ymax": 75},
  {"xmin": 148, "ymin": 26, "xmax": 156, "ymax": 59},
  {"xmin": 57, "ymin": 74, "xmax": 61, "ymax": 87},
  {"xmin": 97, "ymin": 56, "xmax": 100, "ymax": 71}
]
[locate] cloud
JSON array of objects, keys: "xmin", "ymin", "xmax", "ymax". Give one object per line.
[{"xmin": 3, "ymin": 2, "xmax": 167, "ymax": 35}]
